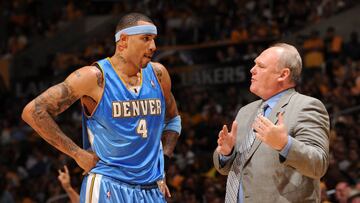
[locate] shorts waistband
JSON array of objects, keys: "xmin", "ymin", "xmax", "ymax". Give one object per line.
[{"xmin": 89, "ymin": 173, "xmax": 159, "ymax": 190}]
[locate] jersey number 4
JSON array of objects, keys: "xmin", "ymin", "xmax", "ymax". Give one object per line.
[{"xmin": 136, "ymin": 119, "xmax": 148, "ymax": 138}]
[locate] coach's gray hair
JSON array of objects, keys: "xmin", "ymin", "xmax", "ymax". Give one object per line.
[{"xmin": 272, "ymin": 43, "xmax": 302, "ymax": 84}]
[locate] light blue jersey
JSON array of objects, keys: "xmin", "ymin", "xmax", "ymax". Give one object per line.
[{"xmin": 82, "ymin": 58, "xmax": 166, "ymax": 185}]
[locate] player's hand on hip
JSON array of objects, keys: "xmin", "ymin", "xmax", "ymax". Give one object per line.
[
  {"xmin": 157, "ymin": 177, "xmax": 171, "ymax": 198},
  {"xmin": 75, "ymin": 149, "xmax": 99, "ymax": 174},
  {"xmin": 253, "ymin": 113, "xmax": 288, "ymax": 150},
  {"xmin": 216, "ymin": 121, "xmax": 237, "ymax": 156}
]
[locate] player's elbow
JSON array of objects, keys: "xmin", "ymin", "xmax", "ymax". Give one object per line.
[{"xmin": 21, "ymin": 102, "xmax": 34, "ymax": 124}]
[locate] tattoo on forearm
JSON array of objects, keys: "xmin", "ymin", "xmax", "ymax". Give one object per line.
[
  {"xmin": 32, "ymin": 122, "xmax": 78, "ymax": 154},
  {"xmin": 162, "ymin": 131, "xmax": 179, "ymax": 157}
]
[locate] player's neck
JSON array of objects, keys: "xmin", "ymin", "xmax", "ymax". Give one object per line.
[
  {"xmin": 109, "ymin": 56, "xmax": 142, "ymax": 89},
  {"xmin": 109, "ymin": 55, "xmax": 140, "ymax": 77}
]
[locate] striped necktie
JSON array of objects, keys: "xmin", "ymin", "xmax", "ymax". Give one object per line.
[
  {"xmin": 246, "ymin": 102, "xmax": 268, "ymax": 150},
  {"xmin": 225, "ymin": 102, "xmax": 268, "ymax": 203}
]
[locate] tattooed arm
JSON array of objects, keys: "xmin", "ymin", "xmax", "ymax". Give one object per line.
[
  {"xmin": 162, "ymin": 93, "xmax": 180, "ymax": 157},
  {"xmin": 151, "ymin": 62, "xmax": 180, "ymax": 198},
  {"xmin": 21, "ymin": 66, "xmax": 103, "ymax": 172},
  {"xmin": 151, "ymin": 62, "xmax": 180, "ymax": 158}
]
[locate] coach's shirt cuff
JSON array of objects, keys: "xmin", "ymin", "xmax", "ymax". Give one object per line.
[
  {"xmin": 219, "ymin": 149, "xmax": 235, "ymax": 167},
  {"xmin": 279, "ymin": 135, "xmax": 293, "ymax": 158}
]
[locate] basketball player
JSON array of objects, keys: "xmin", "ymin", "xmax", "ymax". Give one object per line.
[{"xmin": 22, "ymin": 13, "xmax": 181, "ymax": 202}]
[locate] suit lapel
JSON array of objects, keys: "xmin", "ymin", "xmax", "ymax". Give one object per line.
[
  {"xmin": 269, "ymin": 88, "xmax": 296, "ymax": 124},
  {"xmin": 244, "ymin": 88, "xmax": 297, "ymax": 163}
]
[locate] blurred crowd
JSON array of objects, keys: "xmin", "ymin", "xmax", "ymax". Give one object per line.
[
  {"xmin": 0, "ymin": 0, "xmax": 357, "ymax": 58},
  {"xmin": 1, "ymin": 0, "xmax": 360, "ymax": 203}
]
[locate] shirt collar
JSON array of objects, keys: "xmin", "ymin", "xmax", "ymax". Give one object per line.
[{"xmin": 264, "ymin": 89, "xmax": 290, "ymax": 109}]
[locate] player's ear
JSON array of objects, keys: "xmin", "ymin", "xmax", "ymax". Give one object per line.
[{"xmin": 117, "ymin": 34, "xmax": 128, "ymax": 51}]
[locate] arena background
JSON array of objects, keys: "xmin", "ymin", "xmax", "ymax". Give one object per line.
[{"xmin": 0, "ymin": 0, "xmax": 359, "ymax": 202}]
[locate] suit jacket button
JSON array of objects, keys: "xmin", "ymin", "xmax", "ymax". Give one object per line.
[{"xmin": 245, "ymin": 195, "xmax": 250, "ymax": 198}]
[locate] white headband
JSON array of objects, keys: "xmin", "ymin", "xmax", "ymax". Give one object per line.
[{"xmin": 115, "ymin": 25, "xmax": 157, "ymax": 42}]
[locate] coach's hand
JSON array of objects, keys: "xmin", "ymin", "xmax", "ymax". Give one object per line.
[
  {"xmin": 157, "ymin": 177, "xmax": 171, "ymax": 198},
  {"xmin": 253, "ymin": 113, "xmax": 288, "ymax": 151},
  {"xmin": 216, "ymin": 121, "xmax": 237, "ymax": 156},
  {"xmin": 75, "ymin": 149, "xmax": 99, "ymax": 174}
]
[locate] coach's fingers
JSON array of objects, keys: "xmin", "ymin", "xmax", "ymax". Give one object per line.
[
  {"xmin": 230, "ymin": 121, "xmax": 238, "ymax": 137},
  {"xmin": 222, "ymin": 125, "xmax": 229, "ymax": 136}
]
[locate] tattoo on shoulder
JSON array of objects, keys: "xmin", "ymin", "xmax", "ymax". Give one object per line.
[
  {"xmin": 74, "ymin": 70, "xmax": 81, "ymax": 78},
  {"xmin": 155, "ymin": 67, "xmax": 163, "ymax": 82},
  {"xmin": 95, "ymin": 70, "xmax": 104, "ymax": 87}
]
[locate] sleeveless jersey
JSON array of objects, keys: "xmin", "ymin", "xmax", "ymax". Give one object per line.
[{"xmin": 82, "ymin": 58, "xmax": 166, "ymax": 184}]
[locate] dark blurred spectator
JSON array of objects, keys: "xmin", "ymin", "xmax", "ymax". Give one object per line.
[
  {"xmin": 343, "ymin": 31, "xmax": 360, "ymax": 60},
  {"xmin": 0, "ymin": 174, "xmax": 15, "ymax": 203},
  {"xmin": 324, "ymin": 26, "xmax": 343, "ymax": 60},
  {"xmin": 303, "ymin": 30, "xmax": 324, "ymax": 69},
  {"xmin": 348, "ymin": 189, "xmax": 360, "ymax": 203},
  {"xmin": 320, "ymin": 181, "xmax": 331, "ymax": 203}
]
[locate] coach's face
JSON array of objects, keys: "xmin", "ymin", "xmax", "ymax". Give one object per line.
[
  {"xmin": 126, "ymin": 21, "xmax": 157, "ymax": 69},
  {"xmin": 250, "ymin": 47, "xmax": 283, "ymax": 100}
]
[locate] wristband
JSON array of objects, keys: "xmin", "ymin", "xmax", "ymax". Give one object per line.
[{"xmin": 164, "ymin": 115, "xmax": 181, "ymax": 135}]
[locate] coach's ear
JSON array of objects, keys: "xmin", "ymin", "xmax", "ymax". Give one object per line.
[{"xmin": 277, "ymin": 68, "xmax": 291, "ymax": 82}]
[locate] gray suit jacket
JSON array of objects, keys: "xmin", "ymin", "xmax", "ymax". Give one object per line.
[{"xmin": 213, "ymin": 89, "xmax": 330, "ymax": 203}]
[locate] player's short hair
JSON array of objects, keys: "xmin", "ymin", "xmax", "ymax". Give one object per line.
[{"xmin": 116, "ymin": 13, "xmax": 154, "ymax": 33}]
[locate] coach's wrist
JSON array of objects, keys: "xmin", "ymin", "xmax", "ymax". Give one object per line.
[{"xmin": 223, "ymin": 147, "xmax": 234, "ymax": 156}]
